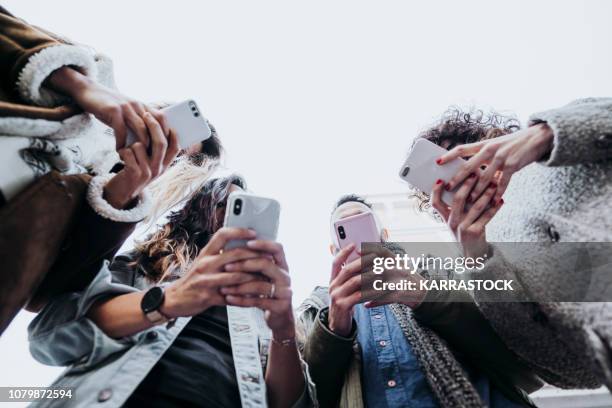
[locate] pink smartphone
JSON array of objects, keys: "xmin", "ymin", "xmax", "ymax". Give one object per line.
[{"xmin": 334, "ymin": 212, "xmax": 380, "ymax": 263}]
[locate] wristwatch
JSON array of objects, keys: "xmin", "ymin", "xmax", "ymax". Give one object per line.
[{"xmin": 141, "ymin": 287, "xmax": 171, "ymax": 325}]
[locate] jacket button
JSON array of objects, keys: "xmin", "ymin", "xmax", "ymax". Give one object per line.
[
  {"xmin": 595, "ymin": 133, "xmax": 612, "ymax": 149},
  {"xmin": 98, "ymin": 388, "xmax": 113, "ymax": 402},
  {"xmin": 547, "ymin": 225, "xmax": 560, "ymax": 242},
  {"xmin": 146, "ymin": 331, "xmax": 159, "ymax": 341}
]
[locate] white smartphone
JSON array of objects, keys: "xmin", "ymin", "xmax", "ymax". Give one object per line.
[
  {"xmin": 399, "ymin": 138, "xmax": 466, "ymax": 205},
  {"xmin": 125, "ymin": 100, "xmax": 212, "ymax": 148},
  {"xmin": 223, "ymin": 192, "xmax": 281, "ymax": 250}
]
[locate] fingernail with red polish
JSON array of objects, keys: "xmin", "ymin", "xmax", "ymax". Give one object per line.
[
  {"xmin": 444, "ymin": 183, "xmax": 451, "ymax": 191},
  {"xmin": 497, "ymin": 198, "xmax": 504, "ymax": 206},
  {"xmin": 435, "ymin": 179, "xmax": 443, "ymax": 185},
  {"xmin": 435, "ymin": 158, "xmax": 443, "ymax": 165}
]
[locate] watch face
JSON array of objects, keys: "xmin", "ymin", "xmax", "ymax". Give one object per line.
[{"xmin": 141, "ymin": 286, "xmax": 164, "ymax": 314}]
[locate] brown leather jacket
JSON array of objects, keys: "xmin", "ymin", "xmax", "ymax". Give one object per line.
[{"xmin": 0, "ymin": 7, "xmax": 136, "ymax": 334}]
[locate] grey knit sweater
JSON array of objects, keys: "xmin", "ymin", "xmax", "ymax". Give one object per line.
[{"xmin": 473, "ymin": 98, "xmax": 612, "ymax": 390}]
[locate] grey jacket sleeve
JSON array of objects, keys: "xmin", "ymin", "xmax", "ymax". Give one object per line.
[
  {"xmin": 27, "ymin": 259, "xmax": 139, "ymax": 368},
  {"xmin": 530, "ymin": 97, "xmax": 612, "ymax": 167},
  {"xmin": 469, "ymin": 244, "xmax": 604, "ymax": 389}
]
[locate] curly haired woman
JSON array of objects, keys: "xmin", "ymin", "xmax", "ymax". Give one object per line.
[{"xmin": 409, "ymin": 100, "xmax": 612, "ymax": 392}]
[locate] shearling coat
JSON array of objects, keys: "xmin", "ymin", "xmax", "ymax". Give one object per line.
[
  {"xmin": 473, "ymin": 98, "xmax": 612, "ymax": 390},
  {"xmin": 0, "ymin": 7, "xmax": 149, "ymax": 334}
]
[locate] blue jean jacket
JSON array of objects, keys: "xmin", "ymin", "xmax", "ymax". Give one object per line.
[
  {"xmin": 27, "ymin": 257, "xmax": 316, "ymax": 408},
  {"xmin": 355, "ymin": 304, "xmax": 525, "ymax": 408}
]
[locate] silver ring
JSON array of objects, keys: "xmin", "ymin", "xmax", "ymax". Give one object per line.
[{"xmin": 269, "ymin": 283, "xmax": 276, "ymax": 299}]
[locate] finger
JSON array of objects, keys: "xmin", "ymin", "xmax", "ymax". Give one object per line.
[
  {"xmin": 163, "ymin": 129, "xmax": 180, "ymax": 169},
  {"xmin": 205, "ymin": 272, "xmax": 259, "ymax": 288},
  {"xmin": 221, "ymin": 282, "xmax": 291, "ymax": 299},
  {"xmin": 201, "ymin": 227, "xmax": 258, "ymax": 255},
  {"xmin": 118, "ymin": 147, "xmax": 137, "ymax": 169},
  {"xmin": 494, "ymin": 171, "xmax": 511, "ymax": 204},
  {"xmin": 332, "ymin": 291, "xmax": 362, "ymax": 310},
  {"xmin": 438, "ymin": 141, "xmax": 486, "ymax": 164},
  {"xmin": 149, "ymin": 108, "xmax": 170, "ymax": 136},
  {"xmin": 130, "ymin": 142, "xmax": 153, "ymax": 182},
  {"xmin": 462, "ymin": 184, "xmax": 496, "ymax": 226},
  {"xmin": 211, "ymin": 247, "xmax": 262, "ymax": 270},
  {"xmin": 430, "ymin": 178, "xmax": 450, "ymax": 220},
  {"xmin": 112, "ymin": 114, "xmax": 128, "ymax": 150},
  {"xmin": 335, "ymin": 274, "xmax": 361, "ymax": 299},
  {"xmin": 143, "ymin": 112, "xmax": 168, "ymax": 178},
  {"xmin": 445, "ymin": 146, "xmax": 494, "ymax": 191},
  {"xmin": 470, "ymin": 152, "xmax": 504, "ymax": 202},
  {"xmin": 365, "ymin": 300, "xmax": 388, "ymax": 308},
  {"xmin": 473, "ymin": 199, "xmax": 504, "ymax": 229},
  {"xmin": 245, "ymin": 240, "xmax": 288, "ymax": 270},
  {"xmin": 225, "ymin": 258, "xmax": 289, "ymax": 285},
  {"xmin": 448, "ymin": 173, "xmax": 477, "ymax": 229},
  {"xmin": 330, "ymin": 243, "xmax": 356, "ymax": 282},
  {"xmin": 333, "ymin": 257, "xmax": 364, "ymax": 287},
  {"xmin": 225, "ymin": 295, "xmax": 288, "ymax": 313},
  {"xmin": 124, "ymin": 105, "xmax": 149, "ymax": 148}
]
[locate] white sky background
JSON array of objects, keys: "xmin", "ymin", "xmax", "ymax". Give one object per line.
[{"xmin": 1, "ymin": 0, "xmax": 612, "ymax": 396}]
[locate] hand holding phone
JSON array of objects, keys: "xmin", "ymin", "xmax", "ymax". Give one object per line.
[{"xmin": 125, "ymin": 100, "xmax": 212, "ymax": 149}]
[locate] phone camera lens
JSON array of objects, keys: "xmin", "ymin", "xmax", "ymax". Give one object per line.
[
  {"xmin": 233, "ymin": 199, "xmax": 242, "ymax": 215},
  {"xmin": 401, "ymin": 167, "xmax": 410, "ymax": 177},
  {"xmin": 194, "ymin": 112, "xmax": 200, "ymax": 117},
  {"xmin": 338, "ymin": 226, "xmax": 346, "ymax": 240}
]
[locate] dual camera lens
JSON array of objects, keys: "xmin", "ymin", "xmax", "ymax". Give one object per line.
[
  {"xmin": 190, "ymin": 102, "xmax": 200, "ymax": 117},
  {"xmin": 233, "ymin": 199, "xmax": 242, "ymax": 215},
  {"xmin": 338, "ymin": 226, "xmax": 346, "ymax": 240}
]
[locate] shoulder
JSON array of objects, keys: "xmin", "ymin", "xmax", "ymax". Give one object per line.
[{"xmin": 109, "ymin": 250, "xmax": 144, "ymax": 287}]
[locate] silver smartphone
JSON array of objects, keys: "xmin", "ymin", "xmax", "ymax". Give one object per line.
[
  {"xmin": 223, "ymin": 192, "xmax": 281, "ymax": 250},
  {"xmin": 125, "ymin": 100, "xmax": 212, "ymax": 148}
]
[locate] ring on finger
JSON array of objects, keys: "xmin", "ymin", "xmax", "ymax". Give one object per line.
[{"xmin": 269, "ymin": 283, "xmax": 276, "ymax": 299}]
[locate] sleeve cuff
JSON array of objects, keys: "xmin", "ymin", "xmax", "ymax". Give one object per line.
[
  {"xmin": 87, "ymin": 173, "xmax": 152, "ymax": 223},
  {"xmin": 316, "ymin": 307, "xmax": 357, "ymax": 342},
  {"xmin": 17, "ymin": 44, "xmax": 98, "ymax": 107}
]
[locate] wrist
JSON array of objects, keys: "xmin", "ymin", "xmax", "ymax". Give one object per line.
[
  {"xmin": 159, "ymin": 284, "xmax": 180, "ymax": 319},
  {"xmin": 47, "ymin": 66, "xmax": 93, "ymax": 99},
  {"xmin": 328, "ymin": 312, "xmax": 352, "ymax": 337},
  {"xmin": 103, "ymin": 186, "xmax": 136, "ymax": 210},
  {"xmin": 531, "ymin": 123, "xmax": 554, "ymax": 155},
  {"xmin": 272, "ymin": 326, "xmax": 296, "ymax": 341}
]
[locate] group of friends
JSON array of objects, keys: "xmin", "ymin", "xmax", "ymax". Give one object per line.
[{"xmin": 1, "ymin": 5, "xmax": 612, "ymax": 408}]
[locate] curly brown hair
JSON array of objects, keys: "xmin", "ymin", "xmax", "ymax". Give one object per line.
[{"xmin": 412, "ymin": 107, "xmax": 520, "ymax": 211}]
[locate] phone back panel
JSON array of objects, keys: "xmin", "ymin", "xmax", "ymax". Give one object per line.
[
  {"xmin": 223, "ymin": 192, "xmax": 280, "ymax": 250},
  {"xmin": 399, "ymin": 138, "xmax": 466, "ymax": 205},
  {"xmin": 334, "ymin": 212, "xmax": 379, "ymax": 263},
  {"xmin": 125, "ymin": 100, "xmax": 211, "ymax": 148},
  {"xmin": 163, "ymin": 100, "xmax": 211, "ymax": 148}
]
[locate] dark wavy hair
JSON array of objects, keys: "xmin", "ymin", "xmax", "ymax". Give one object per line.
[
  {"xmin": 412, "ymin": 107, "xmax": 520, "ymax": 211},
  {"xmin": 133, "ymin": 174, "xmax": 246, "ymax": 283}
]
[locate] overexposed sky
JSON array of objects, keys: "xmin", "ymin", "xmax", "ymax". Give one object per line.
[{"xmin": 1, "ymin": 0, "xmax": 612, "ymax": 395}]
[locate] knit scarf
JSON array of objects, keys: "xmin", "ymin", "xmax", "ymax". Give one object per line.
[{"xmin": 389, "ymin": 303, "xmax": 484, "ymax": 408}]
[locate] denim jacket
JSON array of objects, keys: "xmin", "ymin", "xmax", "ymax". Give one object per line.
[{"xmin": 27, "ymin": 253, "xmax": 317, "ymax": 408}]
